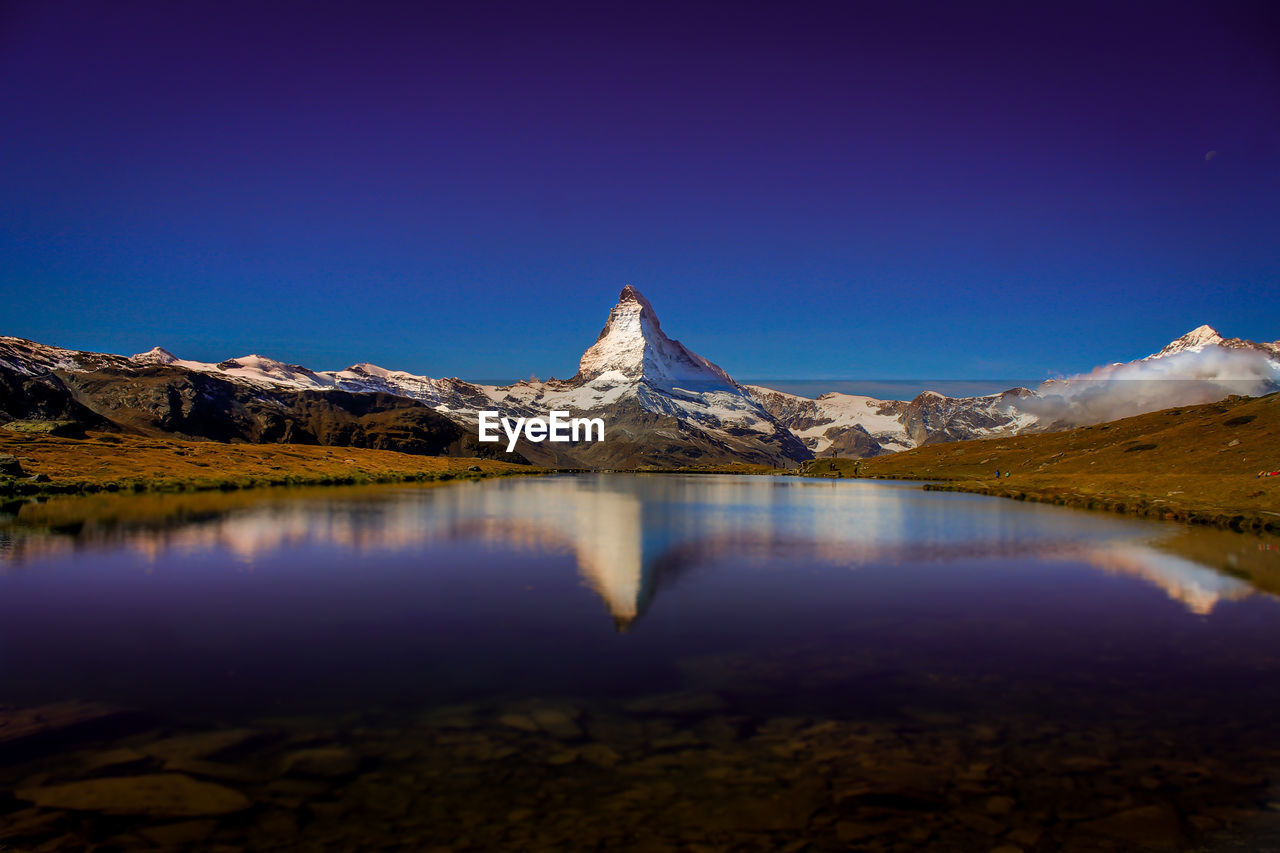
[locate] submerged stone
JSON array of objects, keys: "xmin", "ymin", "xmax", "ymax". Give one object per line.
[
  {"xmin": 80, "ymin": 748, "xmax": 148, "ymax": 771},
  {"xmin": 16, "ymin": 774, "xmax": 251, "ymax": 816},
  {"xmin": 280, "ymin": 746, "xmax": 359, "ymax": 777},
  {"xmin": 0, "ymin": 808, "xmax": 65, "ymax": 840},
  {"xmin": 141, "ymin": 728, "xmax": 261, "ymax": 761},
  {"xmin": 497, "ymin": 713, "xmax": 540, "ymax": 732},
  {"xmin": 529, "ymin": 708, "xmax": 583, "ymax": 740},
  {"xmin": 986, "ymin": 795, "xmax": 1017, "ymax": 815},
  {"xmin": 1076, "ymin": 804, "xmax": 1183, "ymax": 850}
]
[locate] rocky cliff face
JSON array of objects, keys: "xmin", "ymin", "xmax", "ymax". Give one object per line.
[
  {"xmin": 1148, "ymin": 325, "xmax": 1280, "ymax": 360},
  {"xmin": 3, "ymin": 305, "xmax": 1275, "ymax": 467},
  {"xmin": 0, "ymin": 343, "xmax": 515, "ymax": 461},
  {"xmin": 575, "ymin": 285, "xmax": 735, "ymax": 388},
  {"xmin": 744, "ymin": 385, "xmax": 1037, "ymax": 457}
]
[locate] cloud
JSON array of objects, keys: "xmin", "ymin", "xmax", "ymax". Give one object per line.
[{"xmin": 1010, "ymin": 347, "xmax": 1279, "ymax": 427}]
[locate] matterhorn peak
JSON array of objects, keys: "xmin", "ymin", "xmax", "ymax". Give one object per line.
[
  {"xmin": 1150, "ymin": 325, "xmax": 1224, "ymax": 359},
  {"xmin": 131, "ymin": 346, "xmax": 179, "ymax": 364},
  {"xmin": 575, "ymin": 285, "xmax": 734, "ymax": 388},
  {"xmin": 617, "ymin": 283, "xmax": 653, "ymax": 309}
]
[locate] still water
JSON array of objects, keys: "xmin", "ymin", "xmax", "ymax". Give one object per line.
[{"xmin": 2, "ymin": 474, "xmax": 1280, "ymax": 851}]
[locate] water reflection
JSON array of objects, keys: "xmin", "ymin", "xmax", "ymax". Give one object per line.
[
  {"xmin": 2, "ymin": 475, "xmax": 1275, "ymax": 627},
  {"xmin": 5, "ymin": 477, "xmax": 1280, "ymax": 850}
]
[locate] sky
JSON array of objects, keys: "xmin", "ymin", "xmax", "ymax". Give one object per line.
[{"xmin": 2, "ymin": 0, "xmax": 1278, "ymax": 383}]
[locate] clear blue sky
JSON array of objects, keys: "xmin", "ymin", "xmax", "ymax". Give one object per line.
[{"xmin": 2, "ymin": 0, "xmax": 1277, "ymax": 382}]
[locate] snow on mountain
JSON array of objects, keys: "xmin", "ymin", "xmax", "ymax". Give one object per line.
[
  {"xmin": 1, "ymin": 336, "xmax": 134, "ymax": 375},
  {"xmin": 6, "ymin": 305, "xmax": 1278, "ymax": 466},
  {"xmin": 128, "ymin": 348, "xmax": 337, "ymax": 389},
  {"xmin": 1146, "ymin": 325, "xmax": 1280, "ymax": 361},
  {"xmin": 743, "ymin": 386, "xmax": 910, "ymax": 454},
  {"xmin": 745, "ymin": 384, "xmax": 1037, "ymax": 456},
  {"xmin": 576, "ymin": 285, "xmax": 734, "ymax": 388},
  {"xmin": 1012, "ymin": 326, "xmax": 1280, "ymax": 428},
  {"xmin": 130, "ymin": 346, "xmax": 179, "ymax": 365},
  {"xmin": 109, "ymin": 286, "xmax": 802, "ymax": 464},
  {"xmin": 214, "ymin": 355, "xmax": 337, "ymax": 390},
  {"xmin": 1148, "ymin": 325, "xmax": 1225, "ymax": 359}
]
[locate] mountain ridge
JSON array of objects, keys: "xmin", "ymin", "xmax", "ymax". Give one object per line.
[{"xmin": 3, "ymin": 291, "xmax": 1277, "ymax": 466}]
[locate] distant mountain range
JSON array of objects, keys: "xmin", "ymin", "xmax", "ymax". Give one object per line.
[{"xmin": 3, "ymin": 287, "xmax": 1277, "ymax": 466}]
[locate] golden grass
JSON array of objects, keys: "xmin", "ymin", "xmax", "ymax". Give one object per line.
[
  {"xmin": 806, "ymin": 392, "xmax": 1280, "ymax": 531},
  {"xmin": 0, "ymin": 431, "xmax": 541, "ymax": 494}
]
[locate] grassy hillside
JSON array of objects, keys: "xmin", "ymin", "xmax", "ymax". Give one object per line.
[
  {"xmin": 0, "ymin": 430, "xmax": 542, "ymax": 495},
  {"xmin": 803, "ymin": 392, "xmax": 1280, "ymax": 531}
]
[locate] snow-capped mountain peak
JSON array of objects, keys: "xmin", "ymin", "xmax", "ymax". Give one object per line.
[
  {"xmin": 576, "ymin": 285, "xmax": 735, "ymax": 388},
  {"xmin": 1150, "ymin": 325, "xmax": 1224, "ymax": 359},
  {"xmin": 131, "ymin": 346, "xmax": 179, "ymax": 364}
]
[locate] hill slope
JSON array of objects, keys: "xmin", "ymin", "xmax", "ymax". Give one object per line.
[
  {"xmin": 806, "ymin": 392, "xmax": 1280, "ymax": 531},
  {"xmin": 0, "ymin": 430, "xmax": 538, "ymax": 494}
]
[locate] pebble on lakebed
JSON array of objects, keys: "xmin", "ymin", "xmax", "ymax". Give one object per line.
[
  {"xmin": 0, "ymin": 689, "xmax": 1278, "ymax": 850},
  {"xmin": 16, "ymin": 774, "xmax": 251, "ymax": 817}
]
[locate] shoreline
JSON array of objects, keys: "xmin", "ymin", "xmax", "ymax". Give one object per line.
[
  {"xmin": 791, "ymin": 393, "xmax": 1280, "ymax": 534},
  {"xmin": 641, "ymin": 465, "xmax": 1280, "ymax": 534},
  {"xmin": 918, "ymin": 479, "xmax": 1280, "ymax": 533},
  {"xmin": 0, "ymin": 431, "xmax": 548, "ymax": 498}
]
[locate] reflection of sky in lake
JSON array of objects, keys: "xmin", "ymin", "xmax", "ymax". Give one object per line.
[{"xmin": 1, "ymin": 476, "xmax": 1269, "ymax": 627}]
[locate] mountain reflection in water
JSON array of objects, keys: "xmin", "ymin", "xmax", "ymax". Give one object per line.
[
  {"xmin": 4, "ymin": 476, "xmax": 1280, "ymax": 851},
  {"xmin": 0, "ymin": 475, "xmax": 1268, "ymax": 626}
]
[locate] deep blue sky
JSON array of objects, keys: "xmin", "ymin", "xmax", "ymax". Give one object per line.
[{"xmin": 2, "ymin": 0, "xmax": 1278, "ymax": 382}]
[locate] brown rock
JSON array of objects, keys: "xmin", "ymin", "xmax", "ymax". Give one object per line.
[
  {"xmin": 956, "ymin": 812, "xmax": 1005, "ymax": 835},
  {"xmin": 580, "ymin": 743, "xmax": 621, "ymax": 768},
  {"xmin": 547, "ymin": 749, "xmax": 580, "ymax": 765},
  {"xmin": 837, "ymin": 820, "xmax": 895, "ymax": 842},
  {"xmin": 1187, "ymin": 814, "xmax": 1219, "ymax": 833},
  {"xmin": 650, "ymin": 730, "xmax": 701, "ymax": 751},
  {"xmin": 16, "ymin": 774, "xmax": 250, "ymax": 816},
  {"xmin": 140, "ymin": 728, "xmax": 261, "ymax": 761},
  {"xmin": 252, "ymin": 808, "xmax": 300, "ymax": 841},
  {"xmin": 32, "ymin": 833, "xmax": 81, "ymax": 852},
  {"xmin": 80, "ymin": 748, "xmax": 148, "ymax": 771},
  {"xmin": 1006, "ymin": 826, "xmax": 1042, "ymax": 846},
  {"xmin": 698, "ymin": 785, "xmax": 823, "ymax": 832},
  {"xmin": 163, "ymin": 757, "xmax": 268, "ymax": 783},
  {"xmin": 986, "ymin": 795, "xmax": 1016, "ymax": 815},
  {"xmin": 497, "ymin": 713, "xmax": 539, "ymax": 732},
  {"xmin": 0, "ymin": 808, "xmax": 65, "ymax": 840},
  {"xmin": 1076, "ymin": 804, "xmax": 1183, "ymax": 850},
  {"xmin": 280, "ymin": 746, "xmax": 359, "ymax": 777},
  {"xmin": 530, "ymin": 708, "xmax": 583, "ymax": 740}
]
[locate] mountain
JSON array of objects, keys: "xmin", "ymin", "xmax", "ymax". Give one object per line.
[
  {"xmin": 0, "ymin": 287, "xmax": 809, "ymax": 467},
  {"xmin": 1147, "ymin": 324, "xmax": 1280, "ymax": 360},
  {"xmin": 3, "ymin": 295, "xmax": 1277, "ymax": 467},
  {"xmin": 0, "ymin": 338, "xmax": 511, "ymax": 461},
  {"xmin": 744, "ymin": 385, "xmax": 1038, "ymax": 456},
  {"xmin": 1019, "ymin": 324, "xmax": 1280, "ymax": 429},
  {"xmin": 576, "ymin": 285, "xmax": 734, "ymax": 386}
]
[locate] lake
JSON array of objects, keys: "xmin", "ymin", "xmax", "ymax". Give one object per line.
[{"xmin": 2, "ymin": 474, "xmax": 1280, "ymax": 851}]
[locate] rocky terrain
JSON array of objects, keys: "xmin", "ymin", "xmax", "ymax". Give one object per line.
[
  {"xmin": 2, "ymin": 680, "xmax": 1279, "ymax": 851},
  {"xmin": 0, "ymin": 341, "xmax": 517, "ymax": 462},
  {"xmin": 804, "ymin": 390, "xmax": 1280, "ymax": 532},
  {"xmin": 3, "ymin": 289, "xmax": 1277, "ymax": 468},
  {"xmin": 745, "ymin": 385, "xmax": 1039, "ymax": 457}
]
